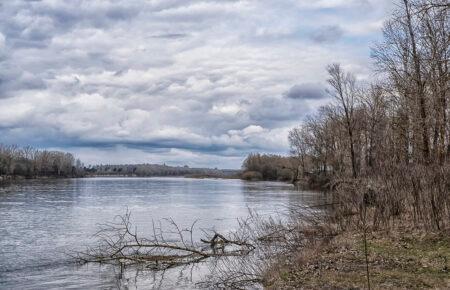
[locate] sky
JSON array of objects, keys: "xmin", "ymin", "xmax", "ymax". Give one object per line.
[{"xmin": 0, "ymin": 0, "xmax": 395, "ymax": 168}]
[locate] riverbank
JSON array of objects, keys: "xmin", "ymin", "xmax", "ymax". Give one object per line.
[
  {"xmin": 264, "ymin": 227, "xmax": 450, "ymax": 289},
  {"xmin": 257, "ymin": 161, "xmax": 450, "ymax": 288},
  {"xmin": 0, "ymin": 174, "xmax": 83, "ymax": 184}
]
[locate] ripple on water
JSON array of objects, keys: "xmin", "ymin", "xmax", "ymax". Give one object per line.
[{"xmin": 0, "ymin": 177, "xmax": 324, "ymax": 289}]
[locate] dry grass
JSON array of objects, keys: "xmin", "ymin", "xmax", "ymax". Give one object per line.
[
  {"xmin": 264, "ymin": 163, "xmax": 449, "ymax": 289},
  {"xmin": 264, "ymin": 228, "xmax": 450, "ymax": 289}
]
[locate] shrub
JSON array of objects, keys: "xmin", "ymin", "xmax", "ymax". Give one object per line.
[{"xmin": 241, "ymin": 171, "xmax": 263, "ymax": 181}]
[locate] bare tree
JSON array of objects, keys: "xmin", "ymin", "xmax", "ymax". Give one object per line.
[
  {"xmin": 288, "ymin": 126, "xmax": 310, "ymax": 180},
  {"xmin": 0, "ymin": 144, "xmax": 83, "ymax": 179},
  {"xmin": 327, "ymin": 64, "xmax": 359, "ymax": 178}
]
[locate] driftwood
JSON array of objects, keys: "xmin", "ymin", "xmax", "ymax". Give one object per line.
[
  {"xmin": 71, "ymin": 204, "xmax": 331, "ymax": 289},
  {"xmin": 72, "ymin": 210, "xmax": 255, "ymax": 271}
]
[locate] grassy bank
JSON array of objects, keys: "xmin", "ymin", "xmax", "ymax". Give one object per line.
[
  {"xmin": 265, "ymin": 228, "xmax": 450, "ymax": 289},
  {"xmin": 258, "ymin": 163, "xmax": 449, "ymax": 288}
]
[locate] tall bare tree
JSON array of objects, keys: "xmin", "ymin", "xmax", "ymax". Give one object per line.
[{"xmin": 326, "ymin": 64, "xmax": 359, "ymax": 178}]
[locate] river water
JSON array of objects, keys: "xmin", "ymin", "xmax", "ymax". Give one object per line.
[{"xmin": 0, "ymin": 177, "xmax": 322, "ymax": 289}]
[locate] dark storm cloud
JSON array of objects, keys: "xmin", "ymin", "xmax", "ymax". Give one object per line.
[
  {"xmin": 32, "ymin": 1, "xmax": 141, "ymax": 30},
  {"xmin": 284, "ymin": 83, "xmax": 327, "ymax": 100},
  {"xmin": 310, "ymin": 25, "xmax": 344, "ymax": 44}
]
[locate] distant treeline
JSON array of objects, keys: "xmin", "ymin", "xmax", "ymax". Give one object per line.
[
  {"xmin": 87, "ymin": 164, "xmax": 240, "ymax": 178},
  {"xmin": 241, "ymin": 153, "xmax": 297, "ymax": 182},
  {"xmin": 240, "ymin": 153, "xmax": 328, "ymax": 188},
  {"xmin": 0, "ymin": 144, "xmax": 84, "ymax": 180},
  {"xmin": 0, "ymin": 143, "xmax": 241, "ymax": 181}
]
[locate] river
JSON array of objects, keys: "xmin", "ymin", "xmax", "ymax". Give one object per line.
[{"xmin": 0, "ymin": 177, "xmax": 322, "ymax": 289}]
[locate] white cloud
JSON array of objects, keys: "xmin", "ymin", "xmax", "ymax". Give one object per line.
[
  {"xmin": 0, "ymin": 32, "xmax": 5, "ymax": 50},
  {"xmin": 0, "ymin": 0, "xmax": 394, "ymax": 168}
]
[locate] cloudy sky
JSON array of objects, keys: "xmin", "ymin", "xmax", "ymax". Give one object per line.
[{"xmin": 0, "ymin": 0, "xmax": 394, "ymax": 168}]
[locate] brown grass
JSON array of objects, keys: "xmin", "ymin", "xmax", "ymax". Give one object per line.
[{"xmin": 264, "ymin": 228, "xmax": 450, "ymax": 289}]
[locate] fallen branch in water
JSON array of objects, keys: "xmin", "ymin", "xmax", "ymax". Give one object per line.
[
  {"xmin": 72, "ymin": 210, "xmax": 255, "ymax": 271},
  {"xmin": 71, "ymin": 203, "xmax": 332, "ymax": 289}
]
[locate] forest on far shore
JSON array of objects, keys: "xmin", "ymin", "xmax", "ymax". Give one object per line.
[
  {"xmin": 0, "ymin": 144, "xmax": 240, "ymax": 181},
  {"xmin": 0, "ymin": 144, "xmax": 84, "ymax": 179},
  {"xmin": 87, "ymin": 164, "xmax": 240, "ymax": 178}
]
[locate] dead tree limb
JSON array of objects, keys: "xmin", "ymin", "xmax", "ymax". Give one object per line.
[{"xmin": 73, "ymin": 210, "xmax": 255, "ymax": 271}]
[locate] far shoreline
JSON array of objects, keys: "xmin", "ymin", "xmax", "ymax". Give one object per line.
[{"xmin": 0, "ymin": 173, "xmax": 302, "ymax": 187}]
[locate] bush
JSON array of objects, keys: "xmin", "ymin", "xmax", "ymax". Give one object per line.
[
  {"xmin": 241, "ymin": 171, "xmax": 263, "ymax": 181},
  {"xmin": 277, "ymin": 168, "xmax": 293, "ymax": 181}
]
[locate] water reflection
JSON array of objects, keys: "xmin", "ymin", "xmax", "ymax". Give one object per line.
[{"xmin": 0, "ymin": 177, "xmax": 324, "ymax": 289}]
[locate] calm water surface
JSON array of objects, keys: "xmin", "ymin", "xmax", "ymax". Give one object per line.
[{"xmin": 0, "ymin": 177, "xmax": 322, "ymax": 289}]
